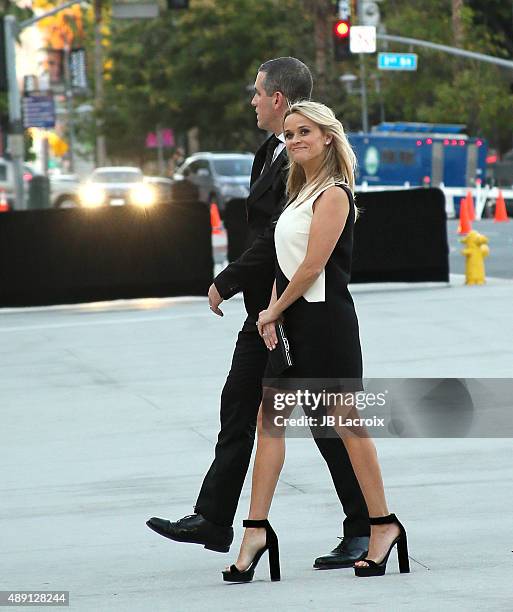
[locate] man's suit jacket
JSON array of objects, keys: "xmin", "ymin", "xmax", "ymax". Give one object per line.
[{"xmin": 214, "ymin": 135, "xmax": 288, "ymax": 327}]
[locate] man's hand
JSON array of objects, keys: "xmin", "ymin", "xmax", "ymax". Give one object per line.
[{"xmin": 208, "ymin": 283, "xmax": 224, "ymax": 316}]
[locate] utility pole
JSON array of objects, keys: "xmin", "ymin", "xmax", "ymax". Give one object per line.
[
  {"xmin": 358, "ymin": 54, "xmax": 369, "ymax": 132},
  {"xmin": 356, "ymin": 1, "xmax": 379, "ymax": 133},
  {"xmin": 94, "ymin": 0, "xmax": 106, "ymax": 166},
  {"xmin": 156, "ymin": 125, "xmax": 165, "ymax": 176},
  {"xmin": 3, "ymin": 0, "xmax": 89, "ymax": 210},
  {"xmin": 63, "ymin": 45, "xmax": 75, "ymax": 172},
  {"xmin": 3, "ymin": 15, "xmax": 24, "ymax": 210}
]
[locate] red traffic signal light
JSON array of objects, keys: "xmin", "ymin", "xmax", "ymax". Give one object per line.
[
  {"xmin": 334, "ymin": 20, "xmax": 350, "ymax": 39},
  {"xmin": 333, "ymin": 20, "xmax": 351, "ymax": 60}
]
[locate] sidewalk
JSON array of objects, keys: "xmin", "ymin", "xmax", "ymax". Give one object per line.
[{"xmin": 1, "ymin": 276, "xmax": 512, "ymax": 611}]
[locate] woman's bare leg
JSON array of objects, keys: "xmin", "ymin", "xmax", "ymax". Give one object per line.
[
  {"xmin": 334, "ymin": 422, "xmax": 401, "ymax": 567},
  {"xmin": 228, "ymin": 404, "xmax": 285, "ymax": 570}
]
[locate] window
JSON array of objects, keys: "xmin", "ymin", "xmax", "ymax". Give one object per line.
[
  {"xmin": 92, "ymin": 171, "xmax": 142, "ymax": 183},
  {"xmin": 212, "ymin": 158, "xmax": 253, "ymax": 176},
  {"xmin": 189, "ymin": 160, "xmax": 210, "ymax": 175},
  {"xmin": 382, "ymin": 150, "xmax": 396, "ymax": 164},
  {"xmin": 399, "ymin": 151, "xmax": 415, "ymax": 165}
]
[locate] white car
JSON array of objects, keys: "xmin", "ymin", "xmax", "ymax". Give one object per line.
[
  {"xmin": 79, "ymin": 166, "xmax": 156, "ymax": 207},
  {"xmin": 50, "ymin": 174, "xmax": 80, "ymax": 208}
]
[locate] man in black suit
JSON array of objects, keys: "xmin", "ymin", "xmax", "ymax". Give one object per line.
[{"xmin": 147, "ymin": 57, "xmax": 369, "ymax": 568}]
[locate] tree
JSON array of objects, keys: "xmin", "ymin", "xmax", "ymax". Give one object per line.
[
  {"xmin": 467, "ymin": 0, "xmax": 513, "ymax": 57},
  {"xmin": 101, "ymin": 0, "xmax": 316, "ymax": 160},
  {"xmin": 66, "ymin": 0, "xmax": 513, "ymax": 161},
  {"xmin": 452, "ymin": 0, "xmax": 464, "ymax": 47},
  {"xmin": 302, "ymin": 0, "xmax": 334, "ymax": 100}
]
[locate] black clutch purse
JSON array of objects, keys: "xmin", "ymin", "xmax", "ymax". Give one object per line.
[{"xmin": 268, "ymin": 322, "xmax": 293, "ymax": 375}]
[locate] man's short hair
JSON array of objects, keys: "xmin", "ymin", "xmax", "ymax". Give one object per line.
[{"xmin": 258, "ymin": 57, "xmax": 313, "ymax": 104}]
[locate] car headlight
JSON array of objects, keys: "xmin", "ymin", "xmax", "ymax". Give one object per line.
[
  {"xmin": 130, "ymin": 183, "xmax": 156, "ymax": 207},
  {"xmin": 79, "ymin": 184, "xmax": 106, "ymax": 207},
  {"xmin": 219, "ymin": 184, "xmax": 249, "ymax": 199}
]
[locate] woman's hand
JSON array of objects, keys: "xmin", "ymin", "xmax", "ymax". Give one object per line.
[
  {"xmin": 257, "ymin": 307, "xmax": 281, "ymax": 344},
  {"xmin": 260, "ymin": 321, "xmax": 278, "ymax": 350}
]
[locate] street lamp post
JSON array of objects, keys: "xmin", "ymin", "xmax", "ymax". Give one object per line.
[
  {"xmin": 358, "ymin": 54, "xmax": 369, "ymax": 133},
  {"xmin": 94, "ymin": 0, "xmax": 106, "ymax": 167},
  {"xmin": 63, "ymin": 45, "xmax": 76, "ymax": 173}
]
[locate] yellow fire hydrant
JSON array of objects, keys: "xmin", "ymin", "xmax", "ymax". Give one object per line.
[{"xmin": 460, "ymin": 230, "xmax": 489, "ymax": 285}]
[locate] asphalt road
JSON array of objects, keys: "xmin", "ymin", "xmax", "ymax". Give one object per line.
[{"xmin": 2, "ymin": 278, "xmax": 513, "ymax": 611}]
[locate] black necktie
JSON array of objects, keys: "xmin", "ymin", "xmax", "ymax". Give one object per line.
[{"xmin": 263, "ymin": 135, "xmax": 280, "ymax": 173}]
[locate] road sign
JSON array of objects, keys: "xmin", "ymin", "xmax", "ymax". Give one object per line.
[
  {"xmin": 350, "ymin": 25, "xmax": 376, "ymax": 53},
  {"xmin": 112, "ymin": 1, "xmax": 159, "ymax": 18},
  {"xmin": 378, "ymin": 52, "xmax": 418, "ymax": 71},
  {"xmin": 146, "ymin": 128, "xmax": 175, "ymax": 149},
  {"xmin": 22, "ymin": 94, "xmax": 55, "ymax": 128},
  {"xmin": 70, "ymin": 48, "xmax": 88, "ymax": 89}
]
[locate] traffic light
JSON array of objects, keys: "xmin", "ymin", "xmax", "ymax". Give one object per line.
[
  {"xmin": 358, "ymin": 0, "xmax": 381, "ymax": 27},
  {"xmin": 167, "ymin": 0, "xmax": 189, "ymax": 8},
  {"xmin": 333, "ymin": 19, "xmax": 351, "ymax": 61}
]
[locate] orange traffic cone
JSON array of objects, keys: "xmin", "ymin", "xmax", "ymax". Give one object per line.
[
  {"xmin": 458, "ymin": 196, "xmax": 472, "ymax": 234},
  {"xmin": 466, "ymin": 190, "xmax": 475, "ymax": 221},
  {"xmin": 0, "ymin": 188, "xmax": 8, "ymax": 213},
  {"xmin": 210, "ymin": 202, "xmax": 223, "ymax": 235},
  {"xmin": 494, "ymin": 190, "xmax": 509, "ymax": 223}
]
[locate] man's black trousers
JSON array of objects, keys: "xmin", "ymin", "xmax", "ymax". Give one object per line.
[{"xmin": 195, "ymin": 327, "xmax": 370, "ymax": 537}]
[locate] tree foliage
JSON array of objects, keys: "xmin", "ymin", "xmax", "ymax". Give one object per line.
[
  {"xmin": 102, "ymin": 0, "xmax": 315, "ymax": 160},
  {"xmin": 90, "ymin": 0, "xmax": 513, "ymax": 161}
]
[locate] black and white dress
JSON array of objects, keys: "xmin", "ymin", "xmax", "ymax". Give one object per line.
[{"xmin": 265, "ymin": 179, "xmax": 363, "ymax": 389}]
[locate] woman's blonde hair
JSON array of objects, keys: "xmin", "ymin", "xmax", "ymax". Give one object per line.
[{"xmin": 284, "ymin": 101, "xmax": 357, "ymax": 205}]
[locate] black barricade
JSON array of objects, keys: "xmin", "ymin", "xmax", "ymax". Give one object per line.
[
  {"xmin": 223, "ymin": 188, "xmax": 448, "ymax": 283},
  {"xmin": 224, "ymin": 198, "xmax": 249, "ymax": 263},
  {"xmin": 0, "ymin": 201, "xmax": 213, "ymax": 307},
  {"xmin": 351, "ymin": 188, "xmax": 449, "ymax": 283}
]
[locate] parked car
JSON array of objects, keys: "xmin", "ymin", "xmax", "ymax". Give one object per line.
[
  {"xmin": 50, "ymin": 173, "xmax": 80, "ymax": 208},
  {"xmin": 0, "ymin": 157, "xmax": 36, "ymax": 209},
  {"xmin": 173, "ymin": 152, "xmax": 253, "ymax": 214},
  {"xmin": 78, "ymin": 166, "xmax": 156, "ymax": 207},
  {"xmin": 143, "ymin": 176, "xmax": 174, "ymax": 204}
]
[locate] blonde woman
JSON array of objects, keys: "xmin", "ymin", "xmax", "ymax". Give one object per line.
[{"xmin": 222, "ymin": 101, "xmax": 409, "ymax": 582}]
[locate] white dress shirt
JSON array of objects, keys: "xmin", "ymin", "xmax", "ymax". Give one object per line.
[{"xmin": 272, "ymin": 132, "xmax": 286, "ymax": 164}]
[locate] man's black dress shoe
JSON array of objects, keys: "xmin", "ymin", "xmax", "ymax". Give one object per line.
[
  {"xmin": 146, "ymin": 513, "xmax": 233, "ymax": 553},
  {"xmin": 313, "ymin": 536, "xmax": 369, "ymax": 569}
]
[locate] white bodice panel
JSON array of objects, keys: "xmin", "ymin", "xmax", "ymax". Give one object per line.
[{"xmin": 275, "ymin": 181, "xmax": 338, "ymax": 303}]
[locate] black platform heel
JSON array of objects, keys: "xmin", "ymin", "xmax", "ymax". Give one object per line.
[
  {"xmin": 354, "ymin": 514, "xmax": 410, "ymax": 577},
  {"xmin": 222, "ymin": 519, "xmax": 281, "ymax": 583}
]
